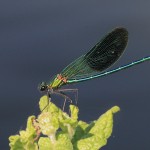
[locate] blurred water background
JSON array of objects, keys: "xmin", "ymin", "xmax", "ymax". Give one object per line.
[{"xmin": 0, "ymin": 0, "xmax": 150, "ymax": 149}]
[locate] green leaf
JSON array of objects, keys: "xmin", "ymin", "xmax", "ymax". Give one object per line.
[
  {"xmin": 55, "ymin": 133, "xmax": 73, "ymax": 150},
  {"xmin": 9, "ymin": 95, "xmax": 120, "ymax": 150},
  {"xmin": 73, "ymin": 106, "xmax": 120, "ymax": 150},
  {"xmin": 9, "ymin": 116, "xmax": 38, "ymax": 150},
  {"xmin": 37, "ymin": 112, "xmax": 59, "ymax": 136},
  {"xmin": 38, "ymin": 137, "xmax": 53, "ymax": 150}
]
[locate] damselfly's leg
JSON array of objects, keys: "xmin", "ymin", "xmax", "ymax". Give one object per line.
[
  {"xmin": 41, "ymin": 91, "xmax": 51, "ymax": 112},
  {"xmin": 53, "ymin": 91, "xmax": 73, "ymax": 111},
  {"xmin": 53, "ymin": 91, "xmax": 73, "ymax": 103},
  {"xmin": 63, "ymin": 97, "xmax": 67, "ymax": 111},
  {"xmin": 57, "ymin": 88, "xmax": 78, "ymax": 105}
]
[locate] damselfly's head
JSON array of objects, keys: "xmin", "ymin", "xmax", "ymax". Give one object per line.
[{"xmin": 38, "ymin": 82, "xmax": 48, "ymax": 91}]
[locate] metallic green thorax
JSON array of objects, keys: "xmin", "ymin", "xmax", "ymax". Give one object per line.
[{"xmin": 49, "ymin": 74, "xmax": 66, "ymax": 89}]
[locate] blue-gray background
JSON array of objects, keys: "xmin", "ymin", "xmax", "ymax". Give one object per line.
[{"xmin": 0, "ymin": 0, "xmax": 150, "ymax": 149}]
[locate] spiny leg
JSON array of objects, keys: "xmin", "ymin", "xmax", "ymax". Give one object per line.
[
  {"xmin": 62, "ymin": 97, "xmax": 67, "ymax": 111},
  {"xmin": 53, "ymin": 91, "xmax": 73, "ymax": 111},
  {"xmin": 57, "ymin": 88, "xmax": 78, "ymax": 105},
  {"xmin": 41, "ymin": 91, "xmax": 51, "ymax": 112}
]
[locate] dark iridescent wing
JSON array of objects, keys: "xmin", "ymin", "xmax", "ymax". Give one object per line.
[{"xmin": 60, "ymin": 27, "xmax": 128, "ymax": 81}]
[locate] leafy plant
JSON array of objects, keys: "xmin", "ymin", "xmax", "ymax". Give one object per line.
[{"xmin": 9, "ymin": 95, "xmax": 120, "ymax": 150}]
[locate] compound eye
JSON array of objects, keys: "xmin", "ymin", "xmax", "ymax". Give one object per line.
[
  {"xmin": 38, "ymin": 82, "xmax": 47, "ymax": 91},
  {"xmin": 41, "ymin": 86, "xmax": 46, "ymax": 91}
]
